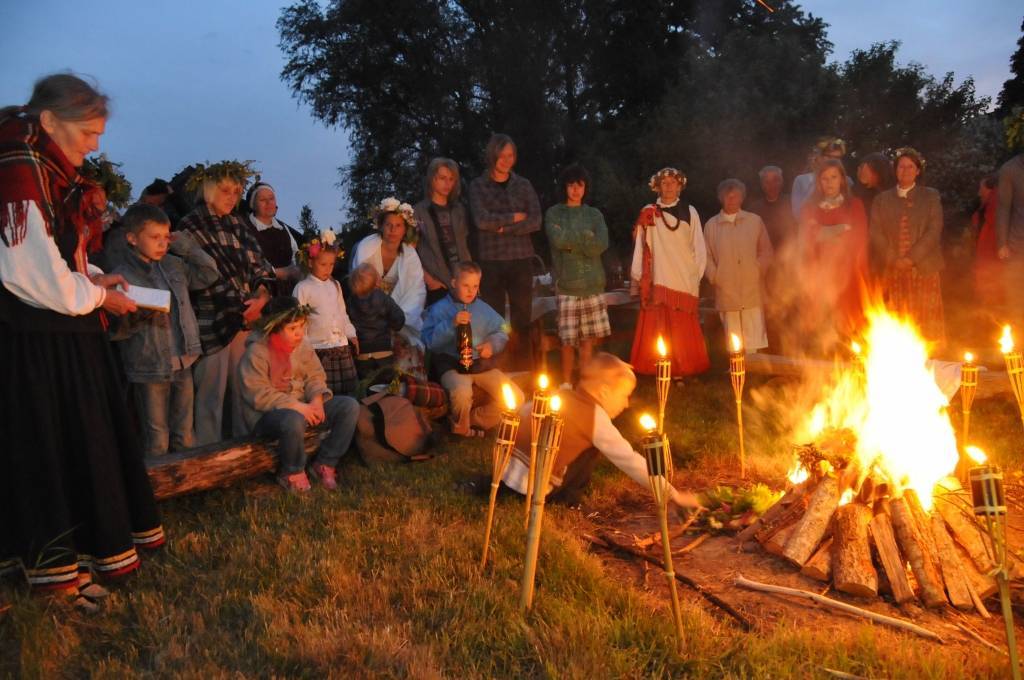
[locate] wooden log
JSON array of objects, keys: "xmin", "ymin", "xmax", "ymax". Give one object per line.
[
  {"xmin": 933, "ymin": 478, "xmax": 994, "ymax": 573},
  {"xmin": 738, "ymin": 480, "xmax": 809, "ymax": 543},
  {"xmin": 765, "ymin": 523, "xmax": 797, "ymax": 556},
  {"xmin": 957, "ymin": 542, "xmax": 998, "ymax": 600},
  {"xmin": 801, "ymin": 538, "xmax": 833, "ymax": 581},
  {"xmin": 904, "ymin": 490, "xmax": 944, "ymax": 580},
  {"xmin": 890, "ymin": 496, "xmax": 946, "ymax": 608},
  {"xmin": 930, "ymin": 514, "xmax": 973, "ymax": 610},
  {"xmin": 146, "ymin": 431, "xmax": 322, "ymax": 501},
  {"xmin": 831, "ymin": 502, "xmax": 877, "ymax": 598},
  {"xmin": 868, "ymin": 503, "xmax": 916, "ymax": 605},
  {"xmin": 782, "ymin": 476, "xmax": 840, "ymax": 566}
]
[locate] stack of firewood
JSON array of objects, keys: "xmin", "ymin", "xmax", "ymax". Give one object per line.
[{"xmin": 740, "ymin": 437, "xmax": 998, "ymax": 613}]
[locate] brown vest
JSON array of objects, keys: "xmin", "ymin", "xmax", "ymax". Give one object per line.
[{"xmin": 513, "ymin": 388, "xmax": 599, "ymax": 487}]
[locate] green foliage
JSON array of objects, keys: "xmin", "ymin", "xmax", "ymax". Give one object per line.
[
  {"xmin": 996, "ymin": 17, "xmax": 1024, "ymax": 116},
  {"xmin": 297, "ymin": 203, "xmax": 319, "ymax": 233},
  {"xmin": 183, "ymin": 160, "xmax": 259, "ymax": 195},
  {"xmin": 80, "ymin": 153, "xmax": 132, "ymax": 208},
  {"xmin": 1006, "ymin": 107, "xmax": 1024, "ymax": 153}
]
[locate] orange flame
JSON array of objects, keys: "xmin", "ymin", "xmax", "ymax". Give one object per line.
[
  {"xmin": 787, "ymin": 461, "xmax": 810, "ymax": 485},
  {"xmin": 963, "ymin": 351, "xmax": 974, "ymax": 364},
  {"xmin": 1000, "ymin": 325, "xmax": 1014, "ymax": 354},
  {"xmin": 538, "ymin": 373, "xmax": 550, "ymax": 390},
  {"xmin": 656, "ymin": 335, "xmax": 668, "ymax": 358},
  {"xmin": 838, "ymin": 488, "xmax": 855, "ymax": 506},
  {"xmin": 639, "ymin": 413, "xmax": 657, "ymax": 432},
  {"xmin": 730, "ymin": 333, "xmax": 743, "ymax": 354},
  {"xmin": 501, "ymin": 383, "xmax": 517, "ymax": 411},
  {"xmin": 965, "ymin": 445, "xmax": 987, "ymax": 465},
  {"xmin": 550, "ymin": 395, "xmax": 562, "ymax": 413}
]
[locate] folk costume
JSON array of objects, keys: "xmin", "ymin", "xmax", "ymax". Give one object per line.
[
  {"xmin": 799, "ymin": 193, "xmax": 869, "ymax": 338},
  {"xmin": 629, "ymin": 198, "xmax": 709, "ymax": 376},
  {"xmin": 0, "ymin": 110, "xmax": 164, "ymax": 592}
]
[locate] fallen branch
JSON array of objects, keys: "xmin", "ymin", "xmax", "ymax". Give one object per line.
[
  {"xmin": 674, "ymin": 534, "xmax": 709, "ymax": 555},
  {"xmin": 734, "ymin": 574, "xmax": 944, "ymax": 643},
  {"xmin": 951, "ymin": 622, "xmax": 1010, "ymax": 659},
  {"xmin": 586, "ymin": 531, "xmax": 753, "ymax": 631},
  {"xmin": 821, "ymin": 668, "xmax": 869, "ymax": 680}
]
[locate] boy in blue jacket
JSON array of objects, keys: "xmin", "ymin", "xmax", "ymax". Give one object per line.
[{"xmin": 422, "ymin": 261, "xmax": 524, "ymax": 436}]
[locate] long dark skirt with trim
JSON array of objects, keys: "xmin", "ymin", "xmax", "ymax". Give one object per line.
[{"xmin": 0, "ymin": 325, "xmax": 165, "ymax": 592}]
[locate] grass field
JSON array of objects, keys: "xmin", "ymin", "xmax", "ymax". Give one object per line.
[{"xmin": 2, "ymin": 342, "xmax": 1023, "ymax": 678}]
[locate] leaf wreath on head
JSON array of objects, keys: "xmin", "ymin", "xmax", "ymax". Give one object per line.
[
  {"xmin": 184, "ymin": 159, "xmax": 259, "ymax": 195},
  {"xmin": 258, "ymin": 302, "xmax": 316, "ymax": 335},
  {"xmin": 80, "ymin": 153, "xmax": 133, "ymax": 208}
]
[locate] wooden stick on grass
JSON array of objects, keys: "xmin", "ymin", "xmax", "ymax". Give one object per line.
[{"xmin": 734, "ymin": 574, "xmax": 944, "ymax": 643}]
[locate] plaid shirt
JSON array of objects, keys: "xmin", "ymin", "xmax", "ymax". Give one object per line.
[
  {"xmin": 468, "ymin": 173, "xmax": 541, "ymax": 261},
  {"xmin": 180, "ymin": 204, "xmax": 276, "ymax": 355}
]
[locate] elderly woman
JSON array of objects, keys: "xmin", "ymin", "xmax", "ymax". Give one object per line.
[
  {"xmin": 351, "ymin": 198, "xmax": 427, "ymax": 379},
  {"xmin": 704, "ymin": 179, "xmax": 773, "ymax": 352},
  {"xmin": 245, "ymin": 181, "xmax": 301, "ymax": 290},
  {"xmin": 630, "ymin": 167, "xmax": 709, "ymax": 377},
  {"xmin": 799, "ymin": 158, "xmax": 869, "ymax": 343},
  {"xmin": 870, "ymin": 148, "xmax": 945, "ymax": 345},
  {"xmin": 468, "ymin": 133, "xmax": 542, "ymax": 369},
  {"xmin": 0, "ymin": 74, "xmax": 163, "ymax": 607},
  {"xmin": 414, "ymin": 158, "xmax": 471, "ymax": 306},
  {"xmin": 180, "ymin": 163, "xmax": 276, "ymax": 444}
]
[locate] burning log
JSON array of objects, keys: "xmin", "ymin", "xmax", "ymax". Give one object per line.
[
  {"xmin": 832, "ymin": 502, "xmax": 878, "ymax": 598},
  {"xmin": 905, "ymin": 490, "xmax": 944, "ymax": 580},
  {"xmin": 782, "ymin": 475, "xmax": 841, "ymax": 566},
  {"xmin": 868, "ymin": 501, "xmax": 916, "ymax": 605},
  {"xmin": 801, "ymin": 538, "xmax": 833, "ymax": 582},
  {"xmin": 930, "ymin": 514, "xmax": 973, "ymax": 611},
  {"xmin": 738, "ymin": 480, "xmax": 809, "ymax": 543},
  {"xmin": 765, "ymin": 523, "xmax": 798, "ymax": 556},
  {"xmin": 756, "ymin": 493, "xmax": 810, "ymax": 547},
  {"xmin": 890, "ymin": 496, "xmax": 946, "ymax": 608},
  {"xmin": 933, "ymin": 478, "xmax": 994, "ymax": 573}
]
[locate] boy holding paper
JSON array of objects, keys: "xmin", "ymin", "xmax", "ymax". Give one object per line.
[{"xmin": 111, "ymin": 204, "xmax": 218, "ymax": 456}]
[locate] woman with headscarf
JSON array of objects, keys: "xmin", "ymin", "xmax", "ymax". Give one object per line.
[
  {"xmin": 0, "ymin": 74, "xmax": 164, "ymax": 609},
  {"xmin": 245, "ymin": 180, "xmax": 302, "ymax": 294}
]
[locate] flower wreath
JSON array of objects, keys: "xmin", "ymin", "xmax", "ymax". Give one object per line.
[
  {"xmin": 296, "ymin": 227, "xmax": 343, "ymax": 271},
  {"xmin": 815, "ymin": 137, "xmax": 847, "ymax": 156},
  {"xmin": 892, "ymin": 146, "xmax": 926, "ymax": 172},
  {"xmin": 80, "ymin": 153, "xmax": 133, "ymax": 208},
  {"xmin": 648, "ymin": 167, "xmax": 687, "ymax": 192},
  {"xmin": 370, "ymin": 196, "xmax": 418, "ymax": 244},
  {"xmin": 184, "ymin": 159, "xmax": 259, "ymax": 195},
  {"xmin": 257, "ymin": 301, "xmax": 316, "ymax": 335}
]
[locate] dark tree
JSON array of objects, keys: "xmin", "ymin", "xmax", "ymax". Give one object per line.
[{"xmin": 996, "ymin": 18, "xmax": 1024, "ymax": 116}]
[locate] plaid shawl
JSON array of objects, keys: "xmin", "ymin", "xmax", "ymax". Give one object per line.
[
  {"xmin": 181, "ymin": 204, "xmax": 276, "ymax": 355},
  {"xmin": 0, "ymin": 110, "xmax": 105, "ymax": 266}
]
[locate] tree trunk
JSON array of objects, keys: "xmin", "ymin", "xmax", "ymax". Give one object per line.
[
  {"xmin": 831, "ymin": 502, "xmax": 877, "ymax": 597},
  {"xmin": 890, "ymin": 496, "xmax": 946, "ymax": 608},
  {"xmin": 930, "ymin": 513, "xmax": 973, "ymax": 610},
  {"xmin": 801, "ymin": 537, "xmax": 833, "ymax": 581},
  {"xmin": 146, "ymin": 431, "xmax": 322, "ymax": 501},
  {"xmin": 783, "ymin": 476, "xmax": 841, "ymax": 566},
  {"xmin": 868, "ymin": 505, "xmax": 916, "ymax": 605},
  {"xmin": 933, "ymin": 478, "xmax": 994, "ymax": 573}
]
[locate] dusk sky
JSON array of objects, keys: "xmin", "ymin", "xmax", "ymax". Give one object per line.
[{"xmin": 1, "ymin": 1, "xmax": 1020, "ymax": 228}]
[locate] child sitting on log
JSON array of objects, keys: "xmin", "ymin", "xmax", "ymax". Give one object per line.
[
  {"xmin": 422, "ymin": 261, "xmax": 524, "ymax": 437},
  {"xmin": 237, "ymin": 296, "xmax": 360, "ymax": 492},
  {"xmin": 502, "ymin": 352, "xmax": 701, "ymax": 507}
]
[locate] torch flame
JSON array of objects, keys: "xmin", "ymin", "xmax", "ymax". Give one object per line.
[
  {"xmin": 538, "ymin": 373, "xmax": 550, "ymax": 390},
  {"xmin": 549, "ymin": 395, "xmax": 562, "ymax": 413},
  {"xmin": 656, "ymin": 335, "xmax": 668, "ymax": 358},
  {"xmin": 963, "ymin": 351, "xmax": 974, "ymax": 364},
  {"xmin": 1000, "ymin": 325, "xmax": 1014, "ymax": 354},
  {"xmin": 787, "ymin": 461, "xmax": 810, "ymax": 485},
  {"xmin": 501, "ymin": 383, "xmax": 517, "ymax": 411},
  {"xmin": 730, "ymin": 333, "xmax": 743, "ymax": 354},
  {"xmin": 965, "ymin": 445, "xmax": 987, "ymax": 465},
  {"xmin": 838, "ymin": 488, "xmax": 855, "ymax": 506},
  {"xmin": 639, "ymin": 413, "xmax": 657, "ymax": 432}
]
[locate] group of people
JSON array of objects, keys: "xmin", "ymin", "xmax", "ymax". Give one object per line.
[{"xmin": 4, "ymin": 72, "xmax": 1022, "ymax": 610}]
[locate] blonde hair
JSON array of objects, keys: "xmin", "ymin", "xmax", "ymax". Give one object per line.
[
  {"xmin": 201, "ymin": 176, "xmax": 242, "ymax": 206},
  {"xmin": 578, "ymin": 352, "xmax": 636, "ymax": 392},
  {"xmin": 350, "ymin": 262, "xmax": 380, "ymax": 296}
]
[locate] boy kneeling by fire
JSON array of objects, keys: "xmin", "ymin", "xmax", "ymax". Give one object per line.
[{"xmin": 501, "ymin": 352, "xmax": 701, "ymax": 508}]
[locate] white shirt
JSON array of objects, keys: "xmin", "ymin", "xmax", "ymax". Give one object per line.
[
  {"xmin": 630, "ymin": 200, "xmax": 706, "ymax": 297},
  {"xmin": 897, "ymin": 183, "xmax": 916, "ymax": 199},
  {"xmin": 0, "ymin": 201, "xmax": 106, "ymax": 314},
  {"xmin": 249, "ymin": 215, "xmax": 298, "ymax": 256},
  {"xmin": 292, "ymin": 274, "xmax": 356, "ymax": 349},
  {"xmin": 351, "ymin": 233, "xmax": 426, "ymax": 333}
]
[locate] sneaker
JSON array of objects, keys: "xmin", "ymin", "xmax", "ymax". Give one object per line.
[
  {"xmin": 277, "ymin": 471, "xmax": 311, "ymax": 493},
  {"xmin": 308, "ymin": 462, "xmax": 338, "ymax": 491}
]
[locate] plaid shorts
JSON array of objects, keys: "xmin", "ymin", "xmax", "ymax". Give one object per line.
[
  {"xmin": 316, "ymin": 345, "xmax": 359, "ymax": 396},
  {"xmin": 557, "ymin": 294, "xmax": 611, "ymax": 346}
]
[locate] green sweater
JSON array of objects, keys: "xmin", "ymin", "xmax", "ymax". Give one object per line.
[{"xmin": 545, "ymin": 203, "xmax": 609, "ymax": 297}]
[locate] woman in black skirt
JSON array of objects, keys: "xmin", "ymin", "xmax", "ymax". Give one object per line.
[{"xmin": 0, "ymin": 74, "xmax": 164, "ymax": 610}]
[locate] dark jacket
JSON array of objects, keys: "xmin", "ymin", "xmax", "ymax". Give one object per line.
[
  {"xmin": 111, "ymin": 231, "xmax": 219, "ymax": 382},
  {"xmin": 413, "ymin": 199, "xmax": 472, "ymax": 285},
  {"xmin": 347, "ymin": 288, "xmax": 405, "ymax": 354},
  {"xmin": 869, "ymin": 185, "xmax": 944, "ymax": 275}
]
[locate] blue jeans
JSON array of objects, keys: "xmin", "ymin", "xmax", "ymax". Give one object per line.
[
  {"xmin": 253, "ymin": 396, "xmax": 360, "ymax": 475},
  {"xmin": 134, "ymin": 367, "xmax": 195, "ymax": 456}
]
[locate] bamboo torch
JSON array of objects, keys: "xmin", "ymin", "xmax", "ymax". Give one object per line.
[
  {"xmin": 520, "ymin": 395, "xmax": 565, "ymax": 613},
  {"xmin": 966, "ymin": 446, "xmax": 1021, "ymax": 680},
  {"xmin": 656, "ymin": 335, "xmax": 671, "ymax": 432},
  {"xmin": 480, "ymin": 384, "xmax": 521, "ymax": 570},
  {"xmin": 961, "ymin": 351, "xmax": 979, "ymax": 443},
  {"xmin": 729, "ymin": 333, "xmax": 747, "ymax": 479},
  {"xmin": 640, "ymin": 413, "xmax": 686, "ymax": 654},
  {"xmin": 1000, "ymin": 326, "xmax": 1024, "ymax": 431},
  {"xmin": 524, "ymin": 374, "xmax": 552, "ymax": 527}
]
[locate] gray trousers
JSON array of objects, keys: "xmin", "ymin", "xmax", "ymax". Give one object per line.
[
  {"xmin": 193, "ymin": 330, "xmax": 248, "ymax": 446},
  {"xmin": 134, "ymin": 367, "xmax": 194, "ymax": 456}
]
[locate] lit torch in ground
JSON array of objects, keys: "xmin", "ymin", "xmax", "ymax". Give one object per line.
[
  {"xmin": 656, "ymin": 335, "xmax": 671, "ymax": 433},
  {"xmin": 480, "ymin": 384, "xmax": 521, "ymax": 570},
  {"xmin": 524, "ymin": 374, "xmax": 552, "ymax": 527},
  {"xmin": 640, "ymin": 413, "xmax": 686, "ymax": 654},
  {"xmin": 966, "ymin": 446, "xmax": 1020, "ymax": 680},
  {"xmin": 1000, "ymin": 326, "xmax": 1024, "ymax": 431},
  {"xmin": 960, "ymin": 351, "xmax": 978, "ymax": 444},
  {"xmin": 729, "ymin": 333, "xmax": 747, "ymax": 478},
  {"xmin": 520, "ymin": 395, "xmax": 565, "ymax": 613}
]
